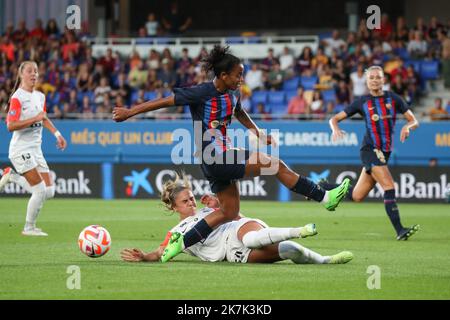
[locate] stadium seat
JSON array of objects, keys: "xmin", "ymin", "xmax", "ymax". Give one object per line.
[
  {"xmin": 266, "ymin": 103, "xmax": 287, "ymax": 114},
  {"xmin": 404, "ymin": 60, "xmax": 421, "ymax": 73},
  {"xmin": 285, "ymin": 90, "xmax": 298, "ymax": 103},
  {"xmin": 300, "ymin": 76, "xmax": 318, "ymax": 90},
  {"xmin": 135, "ymin": 38, "xmax": 154, "ymax": 45},
  {"xmin": 144, "ymin": 91, "xmax": 158, "ymax": 101},
  {"xmin": 251, "ymin": 91, "xmax": 268, "ymax": 105},
  {"xmin": 282, "ymin": 77, "xmax": 300, "ymax": 91},
  {"xmin": 322, "ymin": 89, "xmax": 337, "ymax": 103},
  {"xmin": 155, "ymin": 37, "xmax": 171, "ymax": 45},
  {"xmin": 267, "ymin": 91, "xmax": 285, "ymax": 104},
  {"xmin": 333, "ymin": 103, "xmax": 346, "ymax": 113},
  {"xmin": 246, "ymin": 36, "xmax": 261, "ymax": 44},
  {"xmin": 226, "ymin": 37, "xmax": 244, "ymax": 44},
  {"xmin": 420, "ymin": 60, "xmax": 439, "ymax": 80}
]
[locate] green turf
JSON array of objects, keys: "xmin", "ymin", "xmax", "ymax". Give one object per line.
[{"xmin": 0, "ymin": 198, "xmax": 449, "ymax": 300}]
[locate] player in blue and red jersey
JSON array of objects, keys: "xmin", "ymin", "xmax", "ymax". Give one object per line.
[
  {"xmin": 329, "ymin": 65, "xmax": 420, "ymax": 240},
  {"xmin": 113, "ymin": 45, "xmax": 350, "ymax": 262}
]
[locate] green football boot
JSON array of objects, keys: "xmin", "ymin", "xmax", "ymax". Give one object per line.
[
  {"xmin": 160, "ymin": 232, "xmax": 184, "ymax": 263},
  {"xmin": 328, "ymin": 251, "xmax": 354, "ymax": 264},
  {"xmin": 299, "ymin": 223, "xmax": 318, "ymax": 238},
  {"xmin": 324, "ymin": 178, "xmax": 351, "ymax": 211}
]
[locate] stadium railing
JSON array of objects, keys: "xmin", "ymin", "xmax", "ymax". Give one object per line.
[{"xmin": 88, "ymin": 35, "xmax": 319, "ymax": 60}]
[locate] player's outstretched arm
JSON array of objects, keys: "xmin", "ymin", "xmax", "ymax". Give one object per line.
[
  {"xmin": 234, "ymin": 107, "xmax": 275, "ymax": 146},
  {"xmin": 329, "ymin": 111, "xmax": 348, "ymax": 141},
  {"xmin": 400, "ymin": 110, "xmax": 419, "ymax": 143},
  {"xmin": 113, "ymin": 96, "xmax": 175, "ymax": 122},
  {"xmin": 121, "ymin": 247, "xmax": 164, "ymax": 262},
  {"xmin": 43, "ymin": 116, "xmax": 67, "ymax": 151}
]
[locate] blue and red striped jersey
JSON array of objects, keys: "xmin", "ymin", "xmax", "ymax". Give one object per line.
[
  {"xmin": 174, "ymin": 82, "xmax": 241, "ymax": 157},
  {"xmin": 344, "ymin": 91, "xmax": 409, "ymax": 152}
]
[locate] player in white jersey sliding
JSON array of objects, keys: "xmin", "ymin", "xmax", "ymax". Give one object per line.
[
  {"xmin": 121, "ymin": 174, "xmax": 354, "ymax": 265},
  {"xmin": 0, "ymin": 61, "xmax": 67, "ymax": 236}
]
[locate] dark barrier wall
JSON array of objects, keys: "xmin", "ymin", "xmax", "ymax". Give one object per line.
[
  {"xmin": 1, "ymin": 163, "xmax": 448, "ymax": 203},
  {"xmin": 1, "ymin": 120, "xmax": 449, "ymax": 165},
  {"xmin": 0, "ymin": 163, "xmax": 102, "ymax": 198}
]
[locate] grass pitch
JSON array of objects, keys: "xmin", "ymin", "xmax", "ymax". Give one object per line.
[{"xmin": 0, "ymin": 198, "xmax": 449, "ymax": 300}]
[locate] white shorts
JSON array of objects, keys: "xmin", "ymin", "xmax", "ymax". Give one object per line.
[
  {"xmin": 9, "ymin": 148, "xmax": 49, "ymax": 174},
  {"xmin": 225, "ymin": 217, "xmax": 269, "ymax": 264}
]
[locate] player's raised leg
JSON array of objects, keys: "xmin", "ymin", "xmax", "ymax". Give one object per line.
[{"xmin": 245, "ymin": 152, "xmax": 350, "ymax": 211}]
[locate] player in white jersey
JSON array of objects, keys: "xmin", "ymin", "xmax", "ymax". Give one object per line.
[
  {"xmin": 0, "ymin": 61, "xmax": 67, "ymax": 236},
  {"xmin": 121, "ymin": 174, "xmax": 354, "ymax": 264}
]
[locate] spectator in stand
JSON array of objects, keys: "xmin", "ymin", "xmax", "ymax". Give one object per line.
[
  {"xmin": 279, "ymin": 46, "xmax": 295, "ymax": 74},
  {"xmin": 94, "ymin": 77, "xmax": 112, "ymax": 106},
  {"xmin": 46, "ymin": 19, "xmax": 60, "ymax": 39},
  {"xmin": 147, "ymin": 49, "xmax": 161, "ymax": 71},
  {"xmin": 287, "ymin": 86, "xmax": 310, "ymax": 117},
  {"xmin": 332, "ymin": 59, "xmax": 348, "ymax": 83},
  {"xmin": 322, "ymin": 29, "xmax": 346, "ymax": 57},
  {"xmin": 405, "ymin": 65, "xmax": 420, "ymax": 102},
  {"xmin": 310, "ymin": 90, "xmax": 325, "ymax": 119},
  {"xmin": 374, "ymin": 13, "xmax": 393, "ymax": 41},
  {"xmin": 240, "ymin": 85, "xmax": 252, "ymax": 113},
  {"xmin": 162, "ymin": 2, "xmax": 192, "ymax": 36},
  {"xmin": 407, "ymin": 31, "xmax": 427, "ymax": 59},
  {"xmin": 80, "ymin": 95, "xmax": 95, "ymax": 119},
  {"xmin": 0, "ymin": 36, "xmax": 15, "ymax": 62},
  {"xmin": 64, "ymin": 89, "xmax": 80, "ymax": 115},
  {"xmin": 112, "ymin": 73, "xmax": 132, "ymax": 104},
  {"xmin": 29, "ymin": 19, "xmax": 47, "ymax": 42},
  {"xmin": 158, "ymin": 58, "xmax": 177, "ymax": 89},
  {"xmin": 391, "ymin": 74, "xmax": 408, "ymax": 98},
  {"xmin": 429, "ymin": 98, "xmax": 449, "ymax": 121},
  {"xmin": 388, "ymin": 57, "xmax": 408, "ymax": 84},
  {"xmin": 296, "ymin": 46, "xmax": 313, "ymax": 75},
  {"xmin": 427, "ymin": 17, "xmax": 443, "ymax": 42},
  {"xmin": 261, "ymin": 48, "xmax": 279, "ymax": 72},
  {"xmin": 245, "ymin": 63, "xmax": 264, "ymax": 91},
  {"xmin": 267, "ymin": 61, "xmax": 285, "ymax": 90},
  {"xmin": 161, "ymin": 48, "xmax": 175, "ymax": 70},
  {"xmin": 446, "ymin": 100, "xmax": 450, "ymax": 114},
  {"xmin": 311, "ymin": 47, "xmax": 329, "ymax": 69},
  {"xmin": 438, "ymin": 29, "xmax": 450, "ymax": 88},
  {"xmin": 61, "ymin": 32, "xmax": 79, "ymax": 62},
  {"xmin": 256, "ymin": 103, "xmax": 272, "ymax": 121},
  {"xmin": 395, "ymin": 16, "xmax": 410, "ymax": 43},
  {"xmin": 177, "ymin": 48, "xmax": 192, "ymax": 73},
  {"xmin": 413, "ymin": 17, "xmax": 428, "ymax": 36},
  {"xmin": 115, "ymin": 95, "xmax": 129, "ymax": 110},
  {"xmin": 98, "ymin": 48, "xmax": 116, "ymax": 77},
  {"xmin": 12, "ymin": 20, "xmax": 28, "ymax": 43},
  {"xmin": 350, "ymin": 64, "xmax": 367, "ymax": 99},
  {"xmin": 145, "ymin": 13, "xmax": 160, "ymax": 37},
  {"xmin": 128, "ymin": 60, "xmax": 148, "ymax": 89},
  {"xmin": 335, "ymin": 80, "xmax": 350, "ymax": 106},
  {"xmin": 76, "ymin": 63, "xmax": 90, "ymax": 92}
]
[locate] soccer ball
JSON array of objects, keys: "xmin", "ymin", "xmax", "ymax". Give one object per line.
[{"xmin": 78, "ymin": 225, "xmax": 111, "ymax": 258}]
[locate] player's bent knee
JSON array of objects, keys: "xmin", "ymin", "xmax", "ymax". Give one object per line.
[{"xmin": 45, "ymin": 186, "xmax": 56, "ymax": 200}]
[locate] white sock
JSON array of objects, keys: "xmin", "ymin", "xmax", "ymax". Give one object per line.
[
  {"xmin": 320, "ymin": 191, "xmax": 330, "ymax": 203},
  {"xmin": 45, "ymin": 186, "xmax": 56, "ymax": 200},
  {"xmin": 278, "ymin": 241, "xmax": 327, "ymax": 264},
  {"xmin": 24, "ymin": 181, "xmax": 46, "ymax": 231},
  {"xmin": 10, "ymin": 172, "xmax": 32, "ymax": 193},
  {"xmin": 242, "ymin": 227, "xmax": 301, "ymax": 249}
]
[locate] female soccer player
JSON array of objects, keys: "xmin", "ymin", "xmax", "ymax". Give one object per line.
[
  {"xmin": 121, "ymin": 174, "xmax": 353, "ymax": 265},
  {"xmin": 0, "ymin": 61, "xmax": 67, "ymax": 236},
  {"xmin": 113, "ymin": 45, "xmax": 350, "ymax": 262},
  {"xmin": 329, "ymin": 65, "xmax": 419, "ymax": 240}
]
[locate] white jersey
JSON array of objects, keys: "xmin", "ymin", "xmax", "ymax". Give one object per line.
[
  {"xmin": 6, "ymin": 88, "xmax": 46, "ymax": 157},
  {"xmin": 168, "ymin": 208, "xmax": 268, "ymax": 263},
  {"xmin": 169, "ymin": 207, "xmax": 231, "ymax": 262}
]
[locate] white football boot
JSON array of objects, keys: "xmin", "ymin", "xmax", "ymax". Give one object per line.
[{"xmin": 0, "ymin": 167, "xmax": 13, "ymax": 192}]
